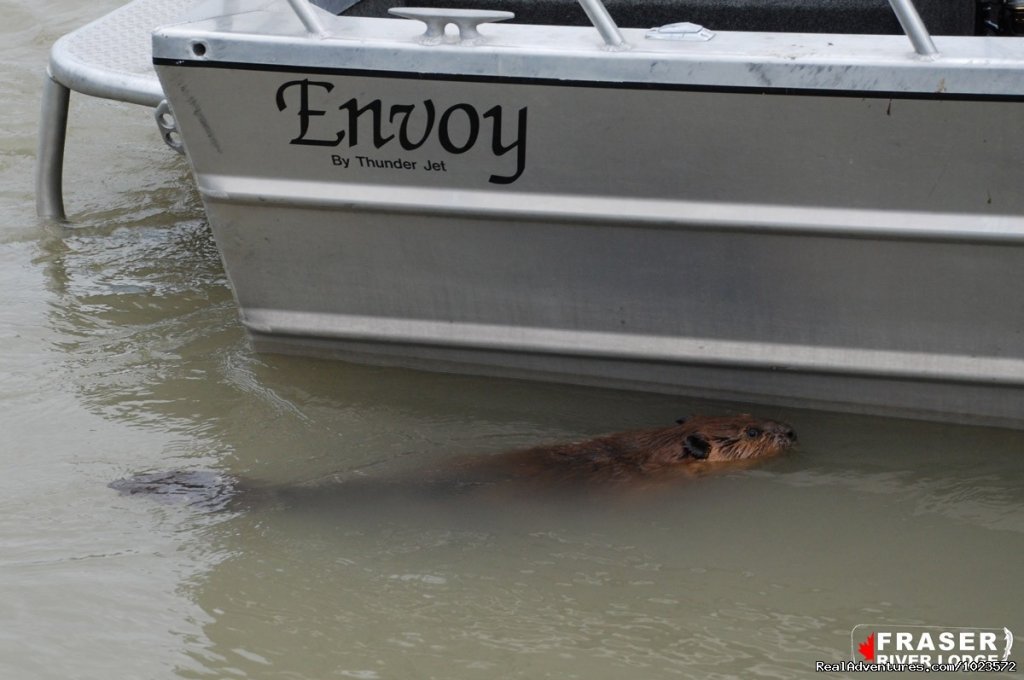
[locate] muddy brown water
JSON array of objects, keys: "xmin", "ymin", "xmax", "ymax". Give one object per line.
[{"xmin": 2, "ymin": 3, "xmax": 1023, "ymax": 677}]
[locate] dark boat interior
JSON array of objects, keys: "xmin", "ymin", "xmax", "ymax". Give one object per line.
[{"xmin": 314, "ymin": 0, "xmax": 1022, "ymax": 36}]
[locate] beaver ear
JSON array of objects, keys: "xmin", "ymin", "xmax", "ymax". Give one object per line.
[
  {"xmin": 683, "ymin": 435, "xmax": 710, "ymax": 460},
  {"xmin": 675, "ymin": 417, "xmax": 687, "ymax": 425}
]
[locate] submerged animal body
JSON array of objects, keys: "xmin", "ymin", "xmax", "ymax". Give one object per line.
[{"xmin": 110, "ymin": 415, "xmax": 796, "ymax": 505}]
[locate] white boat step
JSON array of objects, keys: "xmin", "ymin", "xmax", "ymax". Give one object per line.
[
  {"xmin": 49, "ymin": 0, "xmax": 194, "ymax": 106},
  {"xmin": 37, "ymin": 0, "xmax": 196, "ymax": 220}
]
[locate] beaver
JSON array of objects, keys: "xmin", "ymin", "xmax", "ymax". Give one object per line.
[
  {"xmin": 110, "ymin": 414, "xmax": 796, "ymax": 506},
  {"xmin": 428, "ymin": 414, "xmax": 797, "ymax": 489}
]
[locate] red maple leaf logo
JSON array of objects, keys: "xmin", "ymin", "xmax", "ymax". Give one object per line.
[{"xmin": 858, "ymin": 633, "xmax": 876, "ymax": 662}]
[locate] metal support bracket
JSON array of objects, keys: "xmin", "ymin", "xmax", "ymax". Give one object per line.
[{"xmin": 36, "ymin": 72, "xmax": 71, "ymax": 222}]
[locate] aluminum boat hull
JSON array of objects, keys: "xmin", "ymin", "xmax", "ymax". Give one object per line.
[{"xmin": 153, "ymin": 2, "xmax": 1024, "ymax": 427}]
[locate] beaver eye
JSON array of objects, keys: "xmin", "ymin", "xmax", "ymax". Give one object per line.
[{"xmin": 745, "ymin": 427, "xmax": 761, "ymax": 438}]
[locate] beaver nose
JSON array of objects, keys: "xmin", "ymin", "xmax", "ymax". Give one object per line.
[{"xmin": 784, "ymin": 427, "xmax": 797, "ymax": 442}]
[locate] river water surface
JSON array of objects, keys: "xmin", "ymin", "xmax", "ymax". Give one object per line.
[{"xmin": 3, "ymin": 2, "xmax": 1024, "ymax": 678}]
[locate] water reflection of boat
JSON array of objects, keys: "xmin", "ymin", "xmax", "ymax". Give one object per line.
[{"xmin": 37, "ymin": 0, "xmax": 1024, "ymax": 428}]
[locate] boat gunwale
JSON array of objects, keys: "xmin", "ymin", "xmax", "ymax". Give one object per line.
[
  {"xmin": 152, "ymin": 6, "xmax": 1024, "ymax": 99},
  {"xmin": 154, "ymin": 54, "xmax": 1024, "ymax": 102}
]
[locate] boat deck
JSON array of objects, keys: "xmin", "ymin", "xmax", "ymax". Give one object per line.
[{"xmin": 47, "ymin": 0, "xmax": 191, "ymax": 107}]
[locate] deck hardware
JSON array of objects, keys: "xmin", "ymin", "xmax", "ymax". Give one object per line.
[
  {"xmin": 155, "ymin": 100, "xmax": 185, "ymax": 155},
  {"xmin": 645, "ymin": 22, "xmax": 714, "ymax": 41},
  {"xmin": 388, "ymin": 8, "xmax": 514, "ymax": 44}
]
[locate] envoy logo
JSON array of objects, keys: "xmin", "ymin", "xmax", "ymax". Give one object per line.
[{"xmin": 853, "ymin": 624, "xmax": 1013, "ymax": 666}]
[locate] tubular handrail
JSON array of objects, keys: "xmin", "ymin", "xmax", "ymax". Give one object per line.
[
  {"xmin": 287, "ymin": 0, "xmax": 327, "ymax": 36},
  {"xmin": 887, "ymin": 0, "xmax": 938, "ymax": 56},
  {"xmin": 574, "ymin": 0, "xmax": 627, "ymax": 48}
]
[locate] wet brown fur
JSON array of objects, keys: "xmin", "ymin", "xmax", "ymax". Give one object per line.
[{"xmin": 434, "ymin": 414, "xmax": 797, "ymax": 489}]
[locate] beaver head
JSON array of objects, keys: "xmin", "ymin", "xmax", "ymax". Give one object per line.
[
  {"xmin": 673, "ymin": 414, "xmax": 796, "ymax": 462},
  {"xmin": 504, "ymin": 414, "xmax": 797, "ymax": 480}
]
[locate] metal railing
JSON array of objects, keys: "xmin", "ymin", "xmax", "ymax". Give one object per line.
[{"xmin": 289, "ymin": 0, "xmax": 936, "ymax": 53}]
